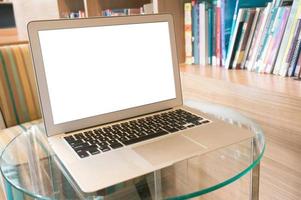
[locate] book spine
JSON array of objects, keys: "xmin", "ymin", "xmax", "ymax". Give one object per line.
[
  {"xmin": 288, "ymin": 28, "xmax": 301, "ymax": 76},
  {"xmin": 294, "ymin": 50, "xmax": 301, "ymax": 76},
  {"xmin": 208, "ymin": 4, "xmax": 213, "ymax": 65},
  {"xmin": 246, "ymin": 3, "xmax": 272, "ymax": 71},
  {"xmin": 199, "ymin": 3, "xmax": 208, "ymax": 66},
  {"xmin": 274, "ymin": 0, "xmax": 301, "ymax": 75},
  {"xmin": 212, "ymin": 1, "xmax": 217, "ymax": 66},
  {"xmin": 216, "ymin": 0, "xmax": 222, "ymax": 66},
  {"xmin": 229, "ymin": 0, "xmax": 240, "ymax": 46},
  {"xmin": 245, "ymin": 10, "xmax": 264, "ymax": 70},
  {"xmin": 254, "ymin": 3, "xmax": 279, "ymax": 73},
  {"xmin": 281, "ymin": 19, "xmax": 301, "ymax": 76},
  {"xmin": 184, "ymin": 3, "xmax": 193, "ymax": 64},
  {"xmin": 232, "ymin": 11, "xmax": 249, "ymax": 69},
  {"xmin": 235, "ymin": 10, "xmax": 256, "ymax": 69},
  {"xmin": 220, "ymin": 0, "xmax": 226, "ymax": 66},
  {"xmin": 286, "ymin": 19, "xmax": 301, "ymax": 64},
  {"xmin": 261, "ymin": 7, "xmax": 285, "ymax": 72},
  {"xmin": 241, "ymin": 8, "xmax": 262, "ymax": 69},
  {"xmin": 192, "ymin": 0, "xmax": 200, "ymax": 64},
  {"xmin": 257, "ymin": 6, "xmax": 285, "ymax": 73},
  {"xmin": 265, "ymin": 6, "xmax": 291, "ymax": 74},
  {"xmin": 225, "ymin": 8, "xmax": 246, "ymax": 69}
]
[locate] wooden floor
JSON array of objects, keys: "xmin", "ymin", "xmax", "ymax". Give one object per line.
[{"xmin": 180, "ymin": 64, "xmax": 301, "ymax": 200}]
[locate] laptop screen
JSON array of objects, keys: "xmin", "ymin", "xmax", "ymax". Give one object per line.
[{"xmin": 38, "ymin": 21, "xmax": 176, "ymax": 125}]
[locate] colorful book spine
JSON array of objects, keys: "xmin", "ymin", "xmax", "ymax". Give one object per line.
[
  {"xmin": 253, "ymin": 1, "xmax": 280, "ymax": 73},
  {"xmin": 256, "ymin": 6, "xmax": 285, "ymax": 73},
  {"xmin": 244, "ymin": 9, "xmax": 264, "ymax": 70},
  {"xmin": 220, "ymin": 0, "xmax": 226, "ymax": 66},
  {"xmin": 225, "ymin": 8, "xmax": 247, "ymax": 69},
  {"xmin": 245, "ymin": 3, "xmax": 272, "ymax": 71},
  {"xmin": 212, "ymin": 0, "xmax": 217, "ymax": 66},
  {"xmin": 274, "ymin": 0, "xmax": 301, "ymax": 75},
  {"xmin": 261, "ymin": 7, "xmax": 286, "ymax": 73},
  {"xmin": 241, "ymin": 8, "xmax": 262, "ymax": 69},
  {"xmin": 221, "ymin": 0, "xmax": 237, "ymax": 67},
  {"xmin": 233, "ymin": 10, "xmax": 256, "ymax": 69},
  {"xmin": 216, "ymin": 0, "xmax": 222, "ymax": 66},
  {"xmin": 199, "ymin": 2, "xmax": 209, "ymax": 66},
  {"xmin": 288, "ymin": 24, "xmax": 301, "ymax": 76},
  {"xmin": 192, "ymin": 0, "xmax": 200, "ymax": 64},
  {"xmin": 208, "ymin": 4, "xmax": 213, "ymax": 65},
  {"xmin": 184, "ymin": 3, "xmax": 193, "ymax": 64},
  {"xmin": 294, "ymin": 50, "xmax": 301, "ymax": 76},
  {"xmin": 229, "ymin": 0, "xmax": 240, "ymax": 48},
  {"xmin": 282, "ymin": 19, "xmax": 301, "ymax": 76},
  {"xmin": 265, "ymin": 6, "xmax": 291, "ymax": 74}
]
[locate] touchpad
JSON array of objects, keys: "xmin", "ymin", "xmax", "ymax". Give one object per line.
[{"xmin": 133, "ymin": 135, "xmax": 206, "ymax": 166}]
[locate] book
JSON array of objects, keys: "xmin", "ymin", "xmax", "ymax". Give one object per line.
[
  {"xmin": 208, "ymin": 3, "xmax": 214, "ymax": 65},
  {"xmin": 225, "ymin": 8, "xmax": 247, "ymax": 69},
  {"xmin": 264, "ymin": 6, "xmax": 291, "ymax": 73},
  {"xmin": 228, "ymin": 0, "xmax": 267, "ymax": 63},
  {"xmin": 143, "ymin": 3, "xmax": 153, "ymax": 14},
  {"xmin": 274, "ymin": 0, "xmax": 301, "ymax": 75},
  {"xmin": 253, "ymin": 0, "xmax": 280, "ymax": 73},
  {"xmin": 245, "ymin": 3, "xmax": 272, "ymax": 71},
  {"xmin": 184, "ymin": 3, "xmax": 193, "ymax": 64},
  {"xmin": 192, "ymin": 0, "xmax": 200, "ymax": 64},
  {"xmin": 128, "ymin": 8, "xmax": 142, "ymax": 15},
  {"xmin": 288, "ymin": 21, "xmax": 301, "ymax": 76},
  {"xmin": 241, "ymin": 8, "xmax": 263, "ymax": 69},
  {"xmin": 221, "ymin": 0, "xmax": 237, "ymax": 67},
  {"xmin": 256, "ymin": 4, "xmax": 286, "ymax": 73},
  {"xmin": 294, "ymin": 50, "xmax": 301, "ymax": 77},
  {"xmin": 212, "ymin": 0, "xmax": 217, "ymax": 66},
  {"xmin": 199, "ymin": 2, "xmax": 209, "ymax": 66},
  {"xmin": 232, "ymin": 9, "xmax": 256, "ymax": 69},
  {"xmin": 216, "ymin": 0, "xmax": 222, "ymax": 66},
  {"xmin": 281, "ymin": 18, "xmax": 301, "ymax": 76}
]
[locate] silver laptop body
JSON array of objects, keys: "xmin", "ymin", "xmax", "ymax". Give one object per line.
[{"xmin": 28, "ymin": 14, "xmax": 254, "ymax": 193}]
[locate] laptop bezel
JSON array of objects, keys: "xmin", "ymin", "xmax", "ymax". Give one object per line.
[{"xmin": 28, "ymin": 14, "xmax": 183, "ymax": 137}]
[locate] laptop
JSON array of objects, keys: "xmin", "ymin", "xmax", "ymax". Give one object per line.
[{"xmin": 27, "ymin": 14, "xmax": 254, "ymax": 193}]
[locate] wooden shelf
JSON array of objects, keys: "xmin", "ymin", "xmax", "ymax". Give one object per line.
[
  {"xmin": 180, "ymin": 64, "xmax": 301, "ymax": 98},
  {"xmin": 56, "ymin": 0, "xmax": 187, "ymax": 63}
]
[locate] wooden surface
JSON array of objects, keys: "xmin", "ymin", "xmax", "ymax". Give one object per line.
[
  {"xmin": 180, "ymin": 64, "xmax": 301, "ymax": 200},
  {"xmin": 0, "ymin": 36, "xmax": 27, "ymax": 46}
]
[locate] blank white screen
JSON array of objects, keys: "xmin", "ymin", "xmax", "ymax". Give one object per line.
[{"xmin": 38, "ymin": 22, "xmax": 176, "ymax": 124}]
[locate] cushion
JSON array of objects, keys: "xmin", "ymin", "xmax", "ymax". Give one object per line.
[{"xmin": 0, "ymin": 44, "xmax": 41, "ymax": 127}]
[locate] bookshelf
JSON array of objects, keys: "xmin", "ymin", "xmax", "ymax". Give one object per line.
[
  {"xmin": 55, "ymin": 0, "xmax": 188, "ymax": 63},
  {"xmin": 182, "ymin": 0, "xmax": 301, "ymax": 79}
]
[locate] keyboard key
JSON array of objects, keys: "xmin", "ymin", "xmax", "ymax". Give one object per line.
[
  {"xmin": 76, "ymin": 150, "xmax": 89, "ymax": 158},
  {"xmin": 64, "ymin": 136, "xmax": 75, "ymax": 142},
  {"xmin": 87, "ymin": 148, "xmax": 100, "ymax": 155},
  {"xmin": 110, "ymin": 142, "xmax": 123, "ymax": 149},
  {"xmin": 99, "ymin": 146, "xmax": 110, "ymax": 152}
]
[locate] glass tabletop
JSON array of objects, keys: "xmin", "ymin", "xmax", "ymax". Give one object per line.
[{"xmin": 0, "ymin": 100, "xmax": 265, "ymax": 200}]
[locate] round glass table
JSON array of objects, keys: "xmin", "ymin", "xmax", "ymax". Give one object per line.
[{"xmin": 0, "ymin": 100, "xmax": 265, "ymax": 200}]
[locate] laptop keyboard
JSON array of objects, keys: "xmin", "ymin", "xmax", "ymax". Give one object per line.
[{"xmin": 64, "ymin": 109, "xmax": 211, "ymax": 158}]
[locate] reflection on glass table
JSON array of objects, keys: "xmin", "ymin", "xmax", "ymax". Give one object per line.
[{"xmin": 0, "ymin": 100, "xmax": 265, "ymax": 200}]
